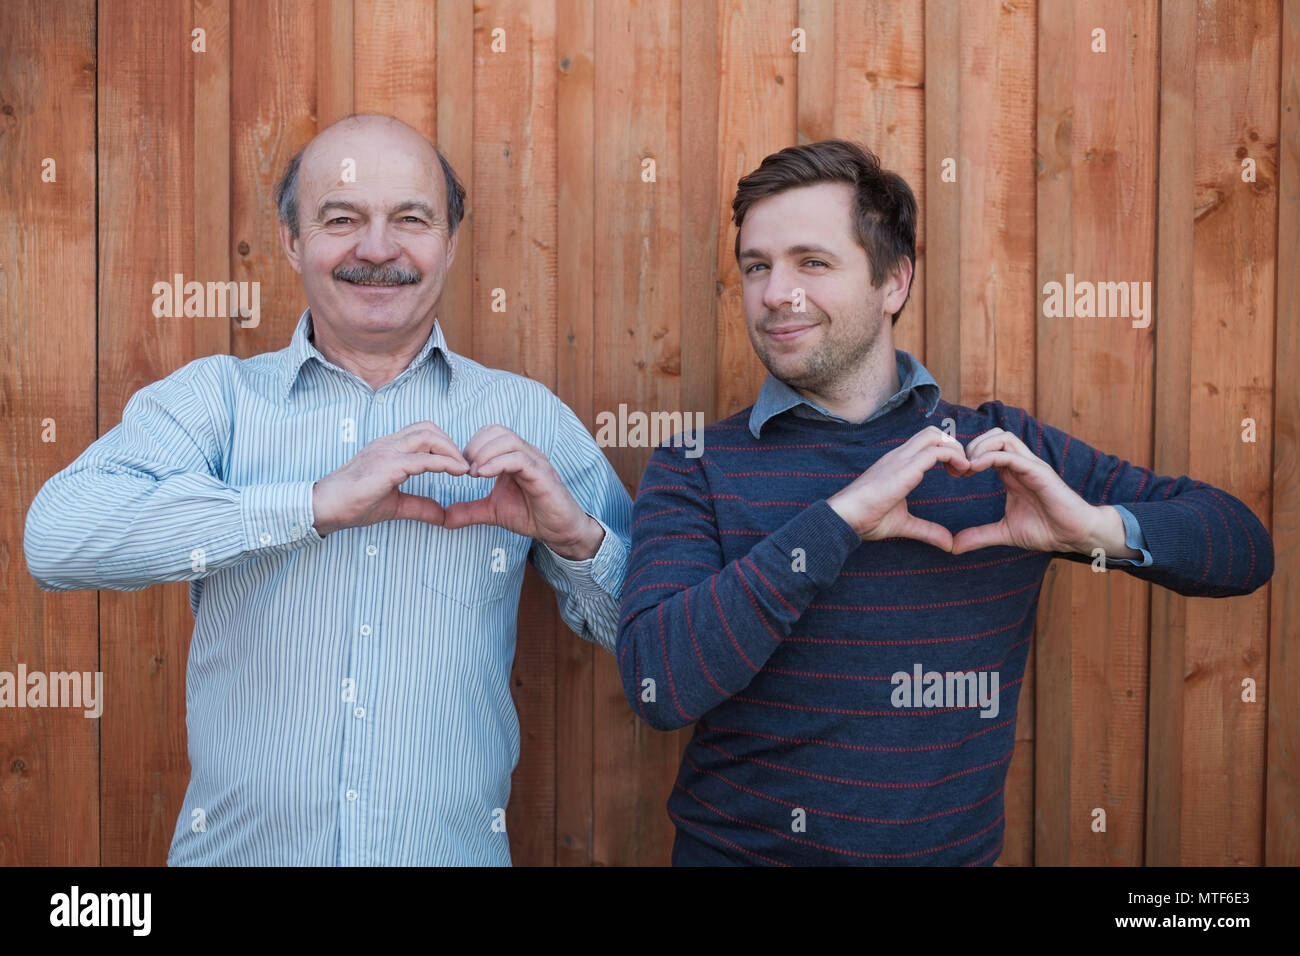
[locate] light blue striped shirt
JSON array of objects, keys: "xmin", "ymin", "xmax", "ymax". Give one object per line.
[{"xmin": 24, "ymin": 309, "xmax": 632, "ymax": 865}]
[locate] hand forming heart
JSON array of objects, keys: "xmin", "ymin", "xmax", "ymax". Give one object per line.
[
  {"xmin": 310, "ymin": 421, "xmax": 604, "ymax": 559},
  {"xmin": 828, "ymin": 425, "xmax": 1131, "ymax": 558}
]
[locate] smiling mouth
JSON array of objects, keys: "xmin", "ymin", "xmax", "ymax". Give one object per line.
[
  {"xmin": 340, "ymin": 278, "xmax": 410, "ymax": 287},
  {"xmin": 766, "ymin": 324, "xmax": 817, "ymax": 340}
]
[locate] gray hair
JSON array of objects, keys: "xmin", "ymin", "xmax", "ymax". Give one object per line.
[{"xmin": 274, "ymin": 138, "xmax": 466, "ymax": 239}]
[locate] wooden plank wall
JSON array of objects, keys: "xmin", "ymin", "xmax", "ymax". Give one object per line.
[{"xmin": 2, "ymin": 0, "xmax": 1295, "ymax": 867}]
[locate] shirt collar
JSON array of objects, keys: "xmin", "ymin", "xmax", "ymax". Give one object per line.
[
  {"xmin": 280, "ymin": 308, "xmax": 458, "ymax": 401},
  {"xmin": 747, "ymin": 348, "xmax": 942, "ymax": 439}
]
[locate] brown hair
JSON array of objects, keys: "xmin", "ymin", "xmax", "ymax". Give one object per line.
[{"xmin": 732, "ymin": 140, "xmax": 917, "ymax": 324}]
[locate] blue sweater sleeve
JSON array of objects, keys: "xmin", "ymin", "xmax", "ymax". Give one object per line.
[
  {"xmin": 615, "ymin": 443, "xmax": 862, "ymax": 731},
  {"xmin": 988, "ymin": 402, "xmax": 1273, "ymax": 597}
]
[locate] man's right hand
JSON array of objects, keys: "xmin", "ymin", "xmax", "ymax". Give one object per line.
[
  {"xmin": 311, "ymin": 422, "xmax": 470, "ymax": 537},
  {"xmin": 826, "ymin": 426, "xmax": 971, "ymax": 552}
]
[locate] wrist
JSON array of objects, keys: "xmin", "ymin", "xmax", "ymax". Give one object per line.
[
  {"xmin": 1078, "ymin": 504, "xmax": 1139, "ymax": 560},
  {"xmin": 548, "ymin": 514, "xmax": 604, "ymax": 561},
  {"xmin": 825, "ymin": 492, "xmax": 862, "ymax": 538}
]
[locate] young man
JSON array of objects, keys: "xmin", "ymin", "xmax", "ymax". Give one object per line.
[
  {"xmin": 25, "ymin": 114, "xmax": 631, "ymax": 865},
  {"xmin": 616, "ymin": 140, "xmax": 1272, "ymax": 866}
]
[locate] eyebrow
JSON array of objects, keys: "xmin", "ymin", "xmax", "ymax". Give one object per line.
[
  {"xmin": 316, "ymin": 199, "xmax": 439, "ymax": 221},
  {"xmin": 738, "ymin": 244, "xmax": 839, "ymax": 261}
]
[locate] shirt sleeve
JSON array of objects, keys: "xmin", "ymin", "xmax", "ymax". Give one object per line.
[
  {"xmin": 528, "ymin": 395, "xmax": 632, "ymax": 653},
  {"xmin": 1107, "ymin": 504, "xmax": 1153, "ymax": 567},
  {"xmin": 987, "ymin": 402, "xmax": 1272, "ymax": 596},
  {"xmin": 24, "ymin": 362, "xmax": 322, "ymax": 592}
]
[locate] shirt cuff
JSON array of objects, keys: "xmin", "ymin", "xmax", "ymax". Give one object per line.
[
  {"xmin": 538, "ymin": 513, "xmax": 626, "ymax": 599},
  {"xmin": 241, "ymin": 480, "xmax": 323, "ymax": 551},
  {"xmin": 1108, "ymin": 504, "xmax": 1153, "ymax": 567}
]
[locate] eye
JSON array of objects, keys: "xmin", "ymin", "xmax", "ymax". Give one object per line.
[
  {"xmin": 326, "ymin": 216, "xmax": 354, "ymax": 225},
  {"xmin": 804, "ymin": 259, "xmax": 828, "ymax": 268},
  {"xmin": 401, "ymin": 216, "xmax": 425, "ymax": 223},
  {"xmin": 743, "ymin": 262, "xmax": 768, "ymax": 274}
]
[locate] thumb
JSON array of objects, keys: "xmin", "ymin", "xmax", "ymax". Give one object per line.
[
  {"xmin": 893, "ymin": 513, "xmax": 955, "ymax": 552},
  {"xmin": 442, "ymin": 496, "xmax": 496, "ymax": 530},
  {"xmin": 951, "ymin": 521, "xmax": 1009, "ymax": 555},
  {"xmin": 392, "ymin": 491, "xmax": 445, "ymax": 526}
]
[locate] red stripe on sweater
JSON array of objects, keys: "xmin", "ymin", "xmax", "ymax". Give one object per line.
[{"xmin": 682, "ymin": 751, "xmax": 1006, "ymax": 825}]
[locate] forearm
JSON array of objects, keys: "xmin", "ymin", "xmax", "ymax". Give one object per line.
[
  {"xmin": 617, "ymin": 500, "xmax": 860, "ymax": 731},
  {"xmin": 25, "ymin": 467, "xmax": 320, "ymax": 591},
  {"xmin": 532, "ymin": 514, "xmax": 628, "ymax": 652}
]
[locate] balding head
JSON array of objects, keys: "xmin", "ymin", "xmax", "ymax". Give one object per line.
[{"xmin": 275, "ymin": 113, "xmax": 465, "ymax": 240}]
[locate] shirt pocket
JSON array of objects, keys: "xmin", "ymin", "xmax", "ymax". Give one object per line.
[
  {"xmin": 408, "ymin": 470, "xmax": 530, "ymax": 609},
  {"xmin": 419, "ymin": 518, "xmax": 529, "ymax": 609}
]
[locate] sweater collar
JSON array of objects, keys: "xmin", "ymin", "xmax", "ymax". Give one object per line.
[{"xmin": 748, "ymin": 348, "xmax": 942, "ymax": 439}]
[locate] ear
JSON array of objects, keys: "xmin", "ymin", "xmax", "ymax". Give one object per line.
[
  {"xmin": 279, "ymin": 221, "xmax": 303, "ymax": 275},
  {"xmin": 883, "ymin": 256, "xmax": 913, "ymax": 315},
  {"xmin": 445, "ymin": 227, "xmax": 459, "ymax": 271}
]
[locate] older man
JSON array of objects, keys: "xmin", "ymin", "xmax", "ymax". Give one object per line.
[{"xmin": 24, "ymin": 113, "xmax": 631, "ymax": 866}]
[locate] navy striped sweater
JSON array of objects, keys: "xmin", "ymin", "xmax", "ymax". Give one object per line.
[{"xmin": 615, "ymin": 393, "xmax": 1272, "ymax": 865}]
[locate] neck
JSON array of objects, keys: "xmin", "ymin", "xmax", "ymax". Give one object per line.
[
  {"xmin": 310, "ymin": 314, "xmax": 434, "ymax": 391},
  {"xmin": 795, "ymin": 339, "xmax": 900, "ymax": 423}
]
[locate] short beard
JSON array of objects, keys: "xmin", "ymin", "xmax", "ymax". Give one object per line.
[{"xmin": 753, "ymin": 305, "xmax": 884, "ymax": 397}]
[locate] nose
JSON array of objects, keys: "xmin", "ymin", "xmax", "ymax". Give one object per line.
[
  {"xmin": 353, "ymin": 217, "xmax": 401, "ymax": 263},
  {"xmin": 760, "ymin": 260, "xmax": 796, "ymax": 314}
]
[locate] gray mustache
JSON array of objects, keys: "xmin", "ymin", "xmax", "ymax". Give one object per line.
[{"xmin": 334, "ymin": 265, "xmax": 422, "ymax": 285}]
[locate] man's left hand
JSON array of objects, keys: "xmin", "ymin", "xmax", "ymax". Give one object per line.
[
  {"xmin": 441, "ymin": 425, "xmax": 605, "ymax": 560},
  {"xmin": 950, "ymin": 428, "xmax": 1138, "ymax": 560}
]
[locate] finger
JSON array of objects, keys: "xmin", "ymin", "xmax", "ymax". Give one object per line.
[
  {"xmin": 442, "ymin": 496, "xmax": 497, "ymax": 530},
  {"xmin": 900, "ymin": 425, "xmax": 964, "ymax": 456},
  {"xmin": 905, "ymin": 441, "xmax": 971, "ymax": 481},
  {"xmin": 467, "ymin": 434, "xmax": 531, "ymax": 475},
  {"xmin": 391, "ymin": 490, "xmax": 445, "ymax": 526},
  {"xmin": 401, "ymin": 452, "xmax": 471, "ymax": 478},
  {"xmin": 471, "ymin": 449, "xmax": 538, "ymax": 482},
  {"xmin": 963, "ymin": 427, "xmax": 1012, "ymax": 461},
  {"xmin": 462, "ymin": 424, "xmax": 517, "ymax": 464},
  {"xmin": 393, "ymin": 425, "xmax": 467, "ymax": 465},
  {"xmin": 951, "ymin": 520, "xmax": 1011, "ymax": 554},
  {"xmin": 892, "ymin": 512, "xmax": 955, "ymax": 552},
  {"xmin": 964, "ymin": 449, "xmax": 1038, "ymax": 477}
]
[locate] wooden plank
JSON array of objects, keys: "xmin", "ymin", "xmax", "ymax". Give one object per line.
[
  {"xmin": 1180, "ymin": 0, "xmax": 1277, "ymax": 866},
  {"xmin": 98, "ymin": 0, "xmax": 229, "ymax": 864},
  {"xmin": 831, "ymin": 0, "xmax": 925, "ymax": 359},
  {"xmin": 591, "ymin": 0, "xmax": 685, "ymax": 867},
  {"xmin": 714, "ymin": 0, "xmax": 798, "ymax": 420},
  {"xmin": 435, "ymin": 0, "xmax": 476, "ymax": 352},
  {"xmin": 1147, "ymin": 0, "xmax": 1196, "ymax": 867},
  {"xmin": 554, "ymin": 0, "xmax": 596, "ymax": 867},
  {"xmin": 230, "ymin": 0, "xmax": 317, "ymax": 361},
  {"xmin": 0, "ymin": 0, "xmax": 98, "ymax": 866},
  {"xmin": 1266, "ymin": 0, "xmax": 1300, "ymax": 867},
  {"xmin": 354, "ymin": 0, "xmax": 436, "ymax": 132},
  {"xmin": 471, "ymin": 0, "xmax": 560, "ymax": 867},
  {"xmin": 1065, "ymin": 0, "xmax": 1157, "ymax": 867},
  {"xmin": 795, "ymin": 0, "xmax": 834, "ymax": 144},
  {"xmin": 316, "ymin": 0, "xmax": 354, "ymax": 126},
  {"xmin": 924, "ymin": 0, "xmax": 960, "ymax": 384}
]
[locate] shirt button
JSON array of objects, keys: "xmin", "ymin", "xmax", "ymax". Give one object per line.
[
  {"xmin": 365, "ymin": 544, "xmax": 378, "ymax": 557},
  {"xmin": 345, "ymin": 789, "xmax": 358, "ymax": 802},
  {"xmin": 360, "ymin": 624, "xmax": 372, "ymax": 636},
  {"xmin": 375, "ymin": 394, "xmax": 386, "ymax": 404},
  {"xmin": 289, "ymin": 525, "xmax": 301, "ymax": 539},
  {"xmin": 258, "ymin": 532, "xmax": 272, "ymax": 545},
  {"xmin": 353, "ymin": 706, "xmax": 365, "ymax": 719}
]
